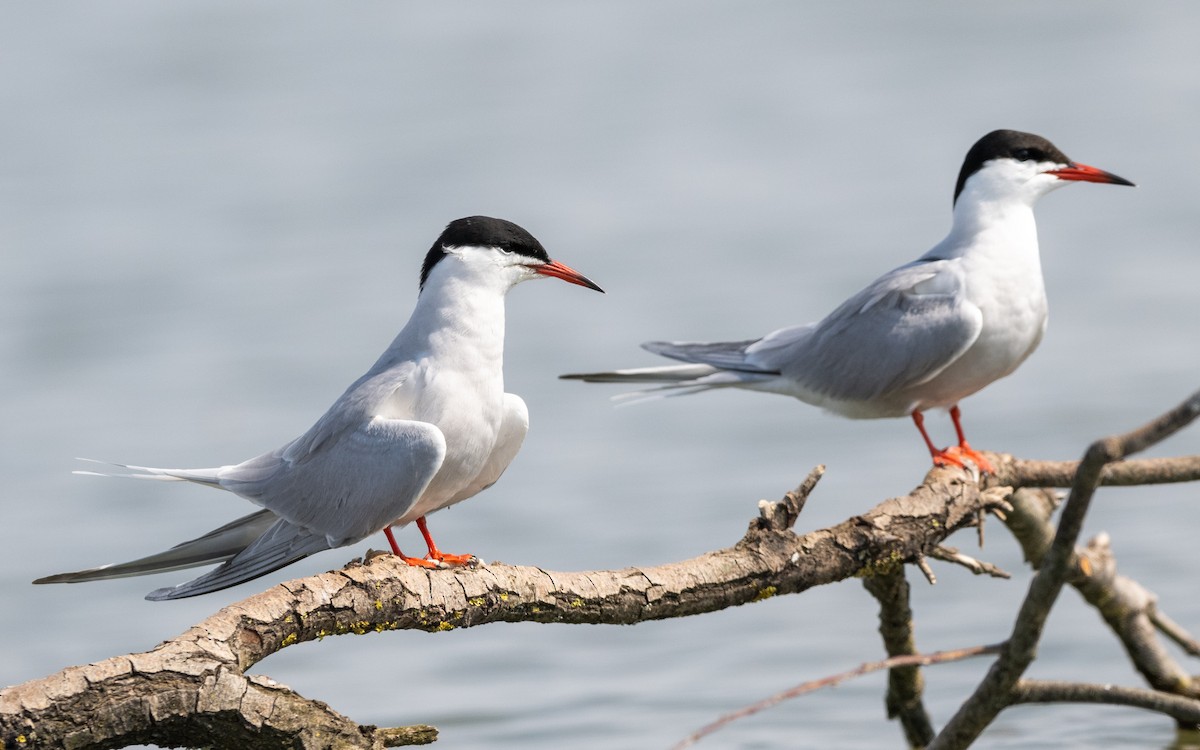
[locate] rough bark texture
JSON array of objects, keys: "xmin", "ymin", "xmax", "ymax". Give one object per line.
[
  {"xmin": 863, "ymin": 568, "xmax": 936, "ymax": 748},
  {"xmin": 1, "ymin": 467, "xmax": 1001, "ymax": 749},
  {"xmin": 4, "ymin": 440, "xmax": 1199, "ymax": 749}
]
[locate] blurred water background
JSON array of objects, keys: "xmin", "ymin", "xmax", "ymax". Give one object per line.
[{"xmin": 3, "ymin": 3, "xmax": 1200, "ymax": 748}]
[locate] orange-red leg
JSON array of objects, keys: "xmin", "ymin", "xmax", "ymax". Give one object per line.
[
  {"xmin": 383, "ymin": 526, "xmax": 440, "ymax": 569},
  {"xmin": 911, "ymin": 411, "xmax": 961, "ymax": 466},
  {"xmin": 947, "ymin": 405, "xmax": 995, "ymax": 474},
  {"xmin": 911, "ymin": 407, "xmax": 994, "ymax": 474},
  {"xmin": 949, "ymin": 405, "xmax": 969, "ymax": 446},
  {"xmin": 416, "ymin": 517, "xmax": 475, "ymax": 566}
]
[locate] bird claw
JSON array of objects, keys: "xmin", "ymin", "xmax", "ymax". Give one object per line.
[
  {"xmin": 389, "ymin": 551, "xmax": 479, "ymax": 570},
  {"xmin": 396, "ymin": 554, "xmax": 443, "ymax": 569},
  {"xmin": 427, "ymin": 552, "xmax": 479, "ymax": 568},
  {"xmin": 932, "ymin": 444, "xmax": 994, "ymax": 476}
]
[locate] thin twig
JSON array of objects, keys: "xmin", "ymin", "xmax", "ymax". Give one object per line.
[
  {"xmin": 930, "ymin": 545, "xmax": 1011, "ymax": 579},
  {"xmin": 757, "ymin": 464, "xmax": 826, "ymax": 531},
  {"xmin": 1012, "ymin": 679, "xmax": 1200, "ymax": 727},
  {"xmin": 998, "ymin": 453, "xmax": 1200, "ymax": 489},
  {"xmin": 915, "ymin": 554, "xmax": 937, "ymax": 585},
  {"xmin": 1150, "ymin": 607, "xmax": 1200, "ymax": 657},
  {"xmin": 671, "ymin": 643, "xmax": 1004, "ymax": 750},
  {"xmin": 997, "ymin": 454, "xmax": 1200, "ymax": 488}
]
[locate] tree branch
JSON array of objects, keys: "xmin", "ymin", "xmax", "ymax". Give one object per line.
[
  {"xmin": 930, "ymin": 389, "xmax": 1200, "ymax": 749},
  {"xmin": 1002, "ymin": 489, "xmax": 1200, "ymax": 708},
  {"xmin": 862, "ymin": 567, "xmax": 936, "ymax": 748},
  {"xmin": 756, "ymin": 464, "xmax": 825, "ymax": 531},
  {"xmin": 1011, "ymin": 679, "xmax": 1200, "ymax": 727},
  {"xmin": 671, "ymin": 643, "xmax": 1003, "ymax": 750},
  {"xmin": 929, "ymin": 546, "xmax": 1010, "ymax": 579},
  {"xmin": 1150, "ymin": 608, "xmax": 1200, "ymax": 657},
  {"xmin": 990, "ymin": 449, "xmax": 1200, "ymax": 488},
  {"xmin": 6, "ymin": 396, "xmax": 1199, "ymax": 748},
  {"xmin": 0, "ymin": 469, "xmax": 1002, "ymax": 749}
]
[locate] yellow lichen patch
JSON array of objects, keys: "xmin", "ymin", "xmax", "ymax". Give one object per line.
[
  {"xmin": 499, "ymin": 593, "xmax": 510, "ymax": 601},
  {"xmin": 374, "ymin": 600, "xmax": 383, "ymax": 611},
  {"xmin": 570, "ymin": 598, "xmax": 583, "ymax": 608},
  {"xmin": 281, "ymin": 633, "xmax": 298, "ymax": 647},
  {"xmin": 436, "ymin": 621, "xmax": 455, "ymax": 631},
  {"xmin": 753, "ymin": 586, "xmax": 778, "ymax": 601},
  {"xmin": 854, "ymin": 551, "xmax": 905, "ymax": 578},
  {"xmin": 468, "ymin": 596, "xmax": 487, "ymax": 607}
]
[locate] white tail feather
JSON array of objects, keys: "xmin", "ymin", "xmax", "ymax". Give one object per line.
[{"xmin": 74, "ymin": 458, "xmax": 224, "ymax": 486}]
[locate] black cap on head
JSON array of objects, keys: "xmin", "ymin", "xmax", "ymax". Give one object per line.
[
  {"xmin": 953, "ymin": 130, "xmax": 1072, "ymax": 205},
  {"xmin": 420, "ymin": 216, "xmax": 549, "ymax": 289}
]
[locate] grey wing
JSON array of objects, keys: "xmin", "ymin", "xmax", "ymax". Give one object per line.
[
  {"xmin": 218, "ymin": 416, "xmax": 448, "ymax": 546},
  {"xmin": 33, "ymin": 509, "xmax": 278, "ymax": 584},
  {"xmin": 750, "ymin": 259, "xmax": 983, "ymax": 402},
  {"xmin": 279, "ymin": 362, "xmax": 419, "ymax": 461},
  {"xmin": 146, "ymin": 515, "xmax": 334, "ymax": 600}
]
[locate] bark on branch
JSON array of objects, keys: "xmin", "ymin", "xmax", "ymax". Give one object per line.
[
  {"xmin": 989, "ymin": 454, "xmax": 1200, "ymax": 488},
  {"xmin": 4, "ymin": 416, "xmax": 1199, "ymax": 748},
  {"xmin": 0, "ymin": 467, "xmax": 1004, "ymax": 748},
  {"xmin": 931, "ymin": 389, "xmax": 1200, "ymax": 749},
  {"xmin": 862, "ymin": 567, "xmax": 936, "ymax": 748}
]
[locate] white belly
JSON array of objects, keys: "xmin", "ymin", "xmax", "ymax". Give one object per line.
[
  {"xmin": 385, "ymin": 365, "xmax": 505, "ymax": 523},
  {"xmin": 903, "ymin": 273, "xmax": 1047, "ymax": 411}
]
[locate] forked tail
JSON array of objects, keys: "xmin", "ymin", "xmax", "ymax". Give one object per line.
[
  {"xmin": 560, "ymin": 339, "xmax": 777, "ymax": 401},
  {"xmin": 73, "ymin": 458, "xmax": 227, "ymax": 488}
]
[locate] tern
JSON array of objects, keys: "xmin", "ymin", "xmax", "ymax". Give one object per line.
[
  {"xmin": 36, "ymin": 216, "xmax": 603, "ymax": 600},
  {"xmin": 562, "ymin": 130, "xmax": 1132, "ymax": 473}
]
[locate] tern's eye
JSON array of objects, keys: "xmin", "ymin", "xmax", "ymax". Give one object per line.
[
  {"xmin": 1013, "ymin": 148, "xmax": 1034, "ymax": 161},
  {"xmin": 498, "ymin": 246, "xmax": 514, "ymax": 255}
]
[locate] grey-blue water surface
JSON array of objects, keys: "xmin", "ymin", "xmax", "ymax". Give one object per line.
[{"xmin": 3, "ymin": 3, "xmax": 1200, "ymax": 748}]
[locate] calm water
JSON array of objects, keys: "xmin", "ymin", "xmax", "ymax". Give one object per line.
[{"xmin": 3, "ymin": 3, "xmax": 1200, "ymax": 748}]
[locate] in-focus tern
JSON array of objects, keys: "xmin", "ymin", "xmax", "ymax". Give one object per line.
[
  {"xmin": 563, "ymin": 130, "xmax": 1132, "ymax": 473},
  {"xmin": 36, "ymin": 216, "xmax": 603, "ymax": 600}
]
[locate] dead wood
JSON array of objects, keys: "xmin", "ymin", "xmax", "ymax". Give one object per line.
[
  {"xmin": 930, "ymin": 389, "xmax": 1200, "ymax": 749},
  {"xmin": 1, "ymin": 466, "xmax": 1002, "ymax": 749},
  {"xmin": 4, "ymin": 404, "xmax": 1200, "ymax": 748}
]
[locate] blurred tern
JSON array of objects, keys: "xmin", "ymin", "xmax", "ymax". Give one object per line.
[
  {"xmin": 36, "ymin": 216, "xmax": 603, "ymax": 600},
  {"xmin": 563, "ymin": 130, "xmax": 1132, "ymax": 473}
]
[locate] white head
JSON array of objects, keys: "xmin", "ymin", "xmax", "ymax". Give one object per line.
[
  {"xmin": 419, "ymin": 216, "xmax": 603, "ymax": 296},
  {"xmin": 953, "ymin": 129, "xmax": 1134, "ymax": 210}
]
